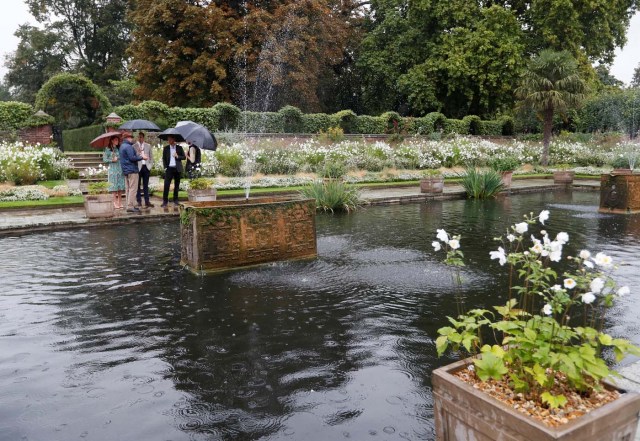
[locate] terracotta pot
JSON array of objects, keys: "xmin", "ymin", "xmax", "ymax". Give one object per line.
[
  {"xmin": 187, "ymin": 188, "xmax": 217, "ymax": 202},
  {"xmin": 433, "ymin": 357, "xmax": 640, "ymax": 441},
  {"xmin": 553, "ymin": 170, "xmax": 575, "ymax": 185},
  {"xmin": 83, "ymin": 194, "xmax": 114, "ymax": 219},
  {"xmin": 500, "ymin": 171, "xmax": 513, "ymax": 188},
  {"xmin": 420, "ymin": 176, "xmax": 444, "ymax": 194}
]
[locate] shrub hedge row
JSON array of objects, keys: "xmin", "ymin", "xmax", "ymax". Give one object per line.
[
  {"xmin": 112, "ymin": 101, "xmax": 514, "ymax": 136},
  {"xmin": 62, "ymin": 125, "xmax": 105, "ymax": 151}
]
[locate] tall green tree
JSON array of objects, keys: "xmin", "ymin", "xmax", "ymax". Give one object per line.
[
  {"xmin": 24, "ymin": 0, "xmax": 132, "ymax": 86},
  {"xmin": 129, "ymin": 0, "xmax": 357, "ymax": 111},
  {"xmin": 3, "ymin": 24, "xmax": 70, "ymax": 104},
  {"xmin": 632, "ymin": 63, "xmax": 640, "ymax": 88},
  {"xmin": 516, "ymin": 50, "xmax": 588, "ymax": 166},
  {"xmin": 357, "ymin": 0, "xmax": 636, "ymax": 117}
]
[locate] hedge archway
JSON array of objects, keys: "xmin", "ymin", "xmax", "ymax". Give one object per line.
[{"xmin": 35, "ymin": 73, "xmax": 112, "ymax": 130}]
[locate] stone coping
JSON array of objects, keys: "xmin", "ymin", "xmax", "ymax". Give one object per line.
[{"xmin": 0, "ymin": 180, "xmax": 601, "ymax": 237}]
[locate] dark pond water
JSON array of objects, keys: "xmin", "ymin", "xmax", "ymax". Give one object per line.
[{"xmin": 2, "ymin": 190, "xmax": 640, "ymax": 441}]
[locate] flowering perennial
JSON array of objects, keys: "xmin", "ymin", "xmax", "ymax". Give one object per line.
[{"xmin": 435, "ymin": 210, "xmax": 638, "ymax": 410}]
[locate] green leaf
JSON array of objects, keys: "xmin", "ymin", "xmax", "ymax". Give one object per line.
[
  {"xmin": 541, "ymin": 392, "xmax": 568, "ymax": 409},
  {"xmin": 524, "ymin": 328, "xmax": 537, "ymax": 341},
  {"xmin": 473, "ymin": 353, "xmax": 508, "ymax": 381},
  {"xmin": 435, "ymin": 335, "xmax": 449, "ymax": 356}
]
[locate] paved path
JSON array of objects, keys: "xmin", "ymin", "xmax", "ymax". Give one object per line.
[{"xmin": 0, "ymin": 179, "xmax": 600, "ymax": 236}]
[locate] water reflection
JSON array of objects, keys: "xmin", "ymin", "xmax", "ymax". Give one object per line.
[{"xmin": 1, "ymin": 190, "xmax": 640, "ymax": 440}]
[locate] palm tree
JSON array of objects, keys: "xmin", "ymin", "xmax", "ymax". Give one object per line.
[{"xmin": 516, "ymin": 50, "xmax": 587, "ymax": 166}]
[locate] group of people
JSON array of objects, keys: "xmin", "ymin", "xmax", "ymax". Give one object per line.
[{"xmin": 103, "ymin": 132, "xmax": 201, "ymax": 212}]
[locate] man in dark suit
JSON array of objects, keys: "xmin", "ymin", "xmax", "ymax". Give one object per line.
[{"xmin": 161, "ymin": 135, "xmax": 186, "ymax": 207}]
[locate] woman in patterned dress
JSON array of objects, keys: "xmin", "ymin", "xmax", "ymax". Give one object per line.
[{"xmin": 103, "ymin": 135, "xmax": 126, "ymax": 209}]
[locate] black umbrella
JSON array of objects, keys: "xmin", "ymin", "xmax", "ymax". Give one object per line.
[
  {"xmin": 118, "ymin": 119, "xmax": 161, "ymax": 131},
  {"xmin": 175, "ymin": 121, "xmax": 217, "ymax": 151},
  {"xmin": 158, "ymin": 127, "xmax": 185, "ymax": 142}
]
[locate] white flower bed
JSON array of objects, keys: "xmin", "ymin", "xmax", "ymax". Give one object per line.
[
  {"xmin": 0, "ymin": 142, "xmax": 71, "ymax": 183},
  {"xmin": 0, "ymin": 185, "xmax": 49, "ymax": 201}
]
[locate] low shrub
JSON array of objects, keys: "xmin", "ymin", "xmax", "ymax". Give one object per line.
[
  {"xmin": 188, "ymin": 177, "xmax": 215, "ymax": 190},
  {"xmin": 87, "ymin": 181, "xmax": 109, "ymax": 194},
  {"xmin": 488, "ymin": 156, "xmax": 520, "ymax": 172},
  {"xmin": 214, "ymin": 148, "xmax": 244, "ymax": 176},
  {"xmin": 300, "ymin": 180, "xmax": 362, "ymax": 213},
  {"xmin": 0, "ymin": 185, "xmax": 49, "ymax": 201},
  {"xmin": 318, "ymin": 126, "xmax": 345, "ymax": 143},
  {"xmin": 461, "ymin": 168, "xmax": 505, "ymax": 199}
]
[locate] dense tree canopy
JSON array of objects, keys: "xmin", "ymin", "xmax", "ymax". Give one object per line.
[
  {"xmin": 2, "ymin": 0, "xmax": 637, "ymax": 120},
  {"xmin": 25, "ymin": 0, "xmax": 132, "ymax": 85},
  {"xmin": 4, "ymin": 25, "xmax": 70, "ymax": 104}
]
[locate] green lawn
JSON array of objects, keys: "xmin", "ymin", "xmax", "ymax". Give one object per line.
[
  {"xmin": 37, "ymin": 180, "xmax": 67, "ymax": 189},
  {"xmin": 0, "ymin": 196, "xmax": 84, "ymax": 209}
]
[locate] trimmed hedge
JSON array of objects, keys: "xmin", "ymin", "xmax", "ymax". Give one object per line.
[
  {"xmin": 0, "ymin": 102, "xmax": 37, "ymax": 131},
  {"xmin": 110, "ymin": 100, "xmax": 513, "ymax": 136},
  {"xmin": 62, "ymin": 125, "xmax": 105, "ymax": 151}
]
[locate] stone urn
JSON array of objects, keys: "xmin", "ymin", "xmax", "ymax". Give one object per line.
[
  {"xmin": 187, "ymin": 188, "xmax": 217, "ymax": 202},
  {"xmin": 420, "ymin": 176, "xmax": 444, "ymax": 194},
  {"xmin": 83, "ymin": 194, "xmax": 114, "ymax": 219},
  {"xmin": 553, "ymin": 170, "xmax": 575, "ymax": 185},
  {"xmin": 433, "ymin": 357, "xmax": 640, "ymax": 441},
  {"xmin": 500, "ymin": 171, "xmax": 513, "ymax": 188}
]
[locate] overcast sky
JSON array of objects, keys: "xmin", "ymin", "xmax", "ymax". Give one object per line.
[{"xmin": 0, "ymin": 1, "xmax": 638, "ymax": 85}]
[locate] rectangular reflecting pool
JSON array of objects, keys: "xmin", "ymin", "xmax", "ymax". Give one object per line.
[{"xmin": 1, "ymin": 189, "xmax": 640, "ymax": 441}]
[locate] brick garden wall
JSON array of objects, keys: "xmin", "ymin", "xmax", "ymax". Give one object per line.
[{"xmin": 19, "ymin": 125, "xmax": 53, "ymax": 145}]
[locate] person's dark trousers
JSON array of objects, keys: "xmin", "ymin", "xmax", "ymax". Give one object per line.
[
  {"xmin": 163, "ymin": 167, "xmax": 181, "ymax": 203},
  {"xmin": 136, "ymin": 165, "xmax": 151, "ymax": 205}
]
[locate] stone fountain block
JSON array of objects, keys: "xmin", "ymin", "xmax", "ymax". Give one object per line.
[
  {"xmin": 599, "ymin": 174, "xmax": 640, "ymax": 214},
  {"xmin": 180, "ymin": 197, "xmax": 317, "ymax": 273}
]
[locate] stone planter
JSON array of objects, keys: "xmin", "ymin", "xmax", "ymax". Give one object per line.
[
  {"xmin": 553, "ymin": 170, "xmax": 575, "ymax": 185},
  {"xmin": 599, "ymin": 174, "xmax": 640, "ymax": 214},
  {"xmin": 500, "ymin": 171, "xmax": 513, "ymax": 188},
  {"xmin": 612, "ymin": 168, "xmax": 633, "ymax": 175},
  {"xmin": 180, "ymin": 197, "xmax": 317, "ymax": 273},
  {"xmin": 83, "ymin": 194, "xmax": 114, "ymax": 219},
  {"xmin": 433, "ymin": 358, "xmax": 640, "ymax": 441},
  {"xmin": 187, "ymin": 188, "xmax": 217, "ymax": 202},
  {"xmin": 420, "ymin": 176, "xmax": 444, "ymax": 194}
]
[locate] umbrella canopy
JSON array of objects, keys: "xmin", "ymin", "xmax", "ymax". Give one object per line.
[
  {"xmin": 118, "ymin": 119, "xmax": 161, "ymax": 131},
  {"xmin": 174, "ymin": 122, "xmax": 217, "ymax": 151},
  {"xmin": 158, "ymin": 128, "xmax": 185, "ymax": 142},
  {"xmin": 89, "ymin": 132, "xmax": 122, "ymax": 149}
]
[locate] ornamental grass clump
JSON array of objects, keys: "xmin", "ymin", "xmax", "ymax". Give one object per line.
[
  {"xmin": 434, "ymin": 210, "xmax": 639, "ymax": 424},
  {"xmin": 300, "ymin": 180, "xmax": 362, "ymax": 213},
  {"xmin": 461, "ymin": 168, "xmax": 505, "ymax": 199}
]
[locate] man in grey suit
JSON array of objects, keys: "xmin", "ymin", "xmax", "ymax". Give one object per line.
[{"xmin": 134, "ymin": 132, "xmax": 154, "ymax": 208}]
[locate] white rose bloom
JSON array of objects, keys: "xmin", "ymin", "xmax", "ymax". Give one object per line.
[
  {"xmin": 590, "ymin": 277, "xmax": 605, "ymax": 294},
  {"xmin": 564, "ymin": 278, "xmax": 577, "ymax": 289},
  {"xmin": 514, "ymin": 222, "xmax": 528, "ymax": 234},
  {"xmin": 584, "ymin": 260, "xmax": 594, "ymax": 269},
  {"xmin": 507, "ymin": 234, "xmax": 516, "ymax": 242},
  {"xmin": 549, "ymin": 250, "xmax": 562, "ymax": 262},
  {"xmin": 581, "ymin": 292, "xmax": 596, "ymax": 304},
  {"xmin": 539, "ymin": 210, "xmax": 550, "ymax": 225},
  {"xmin": 436, "ymin": 229, "xmax": 449, "ymax": 244},
  {"xmin": 542, "ymin": 304, "xmax": 553, "ymax": 315},
  {"xmin": 555, "ymin": 232, "xmax": 569, "ymax": 245},
  {"xmin": 594, "ymin": 252, "xmax": 613, "ymax": 267},
  {"xmin": 448, "ymin": 239, "xmax": 460, "ymax": 249},
  {"xmin": 618, "ymin": 286, "xmax": 630, "ymax": 297},
  {"xmin": 531, "ymin": 243, "xmax": 544, "ymax": 254},
  {"xmin": 432, "ymin": 241, "xmax": 441, "ymax": 252},
  {"xmin": 489, "ymin": 247, "xmax": 507, "ymax": 266},
  {"xmin": 551, "ymin": 284, "xmax": 562, "ymax": 291},
  {"xmin": 579, "ymin": 250, "xmax": 591, "ymax": 260}
]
